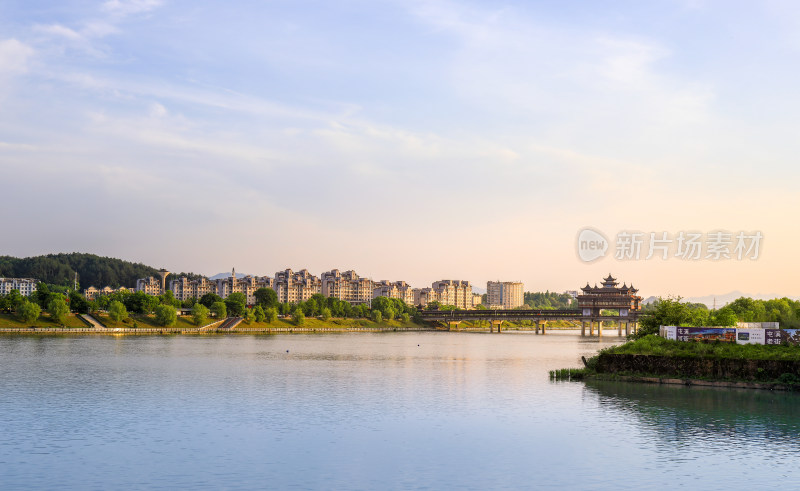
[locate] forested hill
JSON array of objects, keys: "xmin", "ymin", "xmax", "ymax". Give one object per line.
[{"xmin": 0, "ymin": 253, "xmax": 159, "ymax": 288}]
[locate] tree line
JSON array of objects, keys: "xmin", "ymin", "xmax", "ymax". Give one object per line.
[
  {"xmin": 0, "ymin": 253, "xmax": 160, "ymax": 289},
  {"xmin": 635, "ymin": 296, "xmax": 800, "ymax": 338},
  {"xmin": 0, "ymin": 285, "xmax": 420, "ymax": 328}
]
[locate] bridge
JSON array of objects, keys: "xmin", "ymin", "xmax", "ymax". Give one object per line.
[
  {"xmin": 418, "ymin": 275, "xmax": 643, "ymax": 337},
  {"xmin": 418, "ymin": 309, "xmax": 641, "ymax": 336}
]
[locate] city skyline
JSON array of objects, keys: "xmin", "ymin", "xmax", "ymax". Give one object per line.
[{"xmin": 2, "ymin": 1, "xmax": 800, "ymax": 298}]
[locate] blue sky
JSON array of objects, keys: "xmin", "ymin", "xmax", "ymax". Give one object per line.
[{"xmin": 2, "ymin": 0, "xmax": 799, "ymax": 296}]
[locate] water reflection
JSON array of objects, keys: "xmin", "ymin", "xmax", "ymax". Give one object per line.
[{"xmin": 585, "ymin": 380, "xmax": 800, "ymax": 456}]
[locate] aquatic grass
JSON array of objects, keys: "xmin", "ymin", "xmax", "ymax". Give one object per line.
[{"xmin": 549, "ymin": 368, "xmax": 587, "ymax": 381}]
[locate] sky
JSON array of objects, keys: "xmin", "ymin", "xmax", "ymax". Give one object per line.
[{"xmin": 1, "ymin": 0, "xmax": 799, "ymax": 298}]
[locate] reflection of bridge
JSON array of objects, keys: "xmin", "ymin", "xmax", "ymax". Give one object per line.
[
  {"xmin": 418, "ymin": 309, "xmax": 641, "ymax": 336},
  {"xmin": 418, "ymin": 275, "xmax": 643, "ymax": 337}
]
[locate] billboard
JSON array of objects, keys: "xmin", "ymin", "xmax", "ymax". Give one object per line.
[
  {"xmin": 662, "ymin": 326, "xmax": 793, "ymax": 345},
  {"xmin": 736, "ymin": 328, "xmax": 766, "ymax": 345},
  {"xmin": 676, "ymin": 327, "xmax": 736, "ymax": 342}
]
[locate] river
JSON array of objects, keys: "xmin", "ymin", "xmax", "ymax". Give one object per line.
[{"xmin": 1, "ymin": 331, "xmax": 799, "ymax": 490}]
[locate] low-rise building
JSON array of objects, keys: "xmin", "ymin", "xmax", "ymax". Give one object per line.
[
  {"xmin": 0, "ymin": 277, "xmax": 38, "ymax": 297},
  {"xmin": 487, "ymin": 281, "xmax": 524, "ymax": 309},
  {"xmin": 84, "ymin": 285, "xmax": 132, "ymax": 300}
]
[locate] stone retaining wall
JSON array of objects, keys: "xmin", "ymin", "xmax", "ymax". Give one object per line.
[{"xmin": 597, "ymin": 353, "xmax": 800, "ymax": 381}]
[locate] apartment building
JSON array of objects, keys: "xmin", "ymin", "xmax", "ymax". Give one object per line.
[
  {"xmin": 169, "ymin": 276, "xmax": 218, "ymax": 302},
  {"xmin": 216, "ymin": 270, "xmax": 274, "ymax": 305},
  {"xmin": 136, "ymin": 276, "xmax": 163, "ymax": 296},
  {"xmin": 487, "ymin": 281, "xmax": 524, "ymax": 309},
  {"xmin": 321, "ymin": 269, "xmax": 374, "ymax": 306},
  {"xmin": 274, "ymin": 268, "xmax": 321, "ymax": 304},
  {"xmin": 373, "ymin": 280, "xmax": 414, "ymax": 306},
  {"xmin": 0, "ymin": 277, "xmax": 38, "ymax": 297},
  {"xmin": 412, "ymin": 287, "xmax": 438, "ymax": 308},
  {"xmin": 472, "ymin": 293, "xmax": 483, "ymax": 308},
  {"xmin": 432, "ymin": 280, "xmax": 472, "ymax": 310}
]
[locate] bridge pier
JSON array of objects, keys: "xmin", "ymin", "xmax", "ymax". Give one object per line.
[
  {"xmin": 540, "ymin": 321, "xmax": 546, "ymax": 335},
  {"xmin": 618, "ymin": 320, "xmax": 622, "ymax": 337},
  {"xmin": 624, "ymin": 321, "xmax": 630, "ymax": 336},
  {"xmin": 581, "ymin": 321, "xmax": 586, "ymax": 336}
]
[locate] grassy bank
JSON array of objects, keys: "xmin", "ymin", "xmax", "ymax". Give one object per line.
[
  {"xmin": 235, "ymin": 317, "xmax": 424, "ymax": 331},
  {"xmin": 0, "ymin": 313, "xmax": 90, "ymax": 329},
  {"xmin": 94, "ymin": 314, "xmax": 203, "ymax": 330},
  {"xmin": 550, "ymin": 335, "xmax": 800, "ymax": 389},
  {"xmin": 601, "ymin": 335, "xmax": 800, "ymax": 361}
]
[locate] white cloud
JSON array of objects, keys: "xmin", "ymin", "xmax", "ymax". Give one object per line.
[
  {"xmin": 34, "ymin": 24, "xmax": 83, "ymax": 41},
  {"xmin": 0, "ymin": 39, "xmax": 35, "ymax": 75},
  {"xmin": 102, "ymin": 0, "xmax": 164, "ymax": 16}
]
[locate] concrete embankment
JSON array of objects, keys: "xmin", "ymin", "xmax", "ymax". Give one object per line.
[
  {"xmin": 596, "ymin": 353, "xmax": 800, "ymax": 381},
  {"xmin": 0, "ymin": 326, "xmax": 435, "ymax": 335}
]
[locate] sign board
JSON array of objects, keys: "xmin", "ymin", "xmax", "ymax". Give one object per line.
[
  {"xmin": 676, "ymin": 327, "xmax": 736, "ymax": 342},
  {"xmin": 735, "ymin": 328, "xmax": 765, "ymax": 345}
]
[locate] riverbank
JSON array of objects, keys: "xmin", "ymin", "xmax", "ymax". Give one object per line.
[
  {"xmin": 0, "ymin": 313, "xmax": 591, "ymax": 335},
  {"xmin": 551, "ymin": 335, "xmax": 800, "ymax": 390},
  {"xmin": 0, "ymin": 313, "xmax": 435, "ymax": 334}
]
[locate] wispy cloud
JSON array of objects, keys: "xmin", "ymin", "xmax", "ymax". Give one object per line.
[{"xmin": 0, "ymin": 39, "xmax": 35, "ymax": 75}]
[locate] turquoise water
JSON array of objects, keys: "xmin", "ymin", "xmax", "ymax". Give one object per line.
[{"xmin": 1, "ymin": 332, "xmax": 799, "ymax": 490}]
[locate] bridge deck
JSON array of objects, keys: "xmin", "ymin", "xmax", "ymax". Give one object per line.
[{"xmin": 418, "ymin": 309, "xmax": 640, "ymax": 322}]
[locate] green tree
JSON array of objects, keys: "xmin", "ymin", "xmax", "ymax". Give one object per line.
[
  {"xmin": 108, "ymin": 300, "xmax": 129, "ymax": 322},
  {"xmin": 635, "ymin": 297, "xmax": 704, "ymax": 339},
  {"xmin": 69, "ymin": 291, "xmax": 89, "ymax": 314},
  {"xmin": 0, "ymin": 295, "xmax": 10, "ymax": 313},
  {"xmin": 710, "ymin": 306, "xmax": 737, "ymax": 327},
  {"xmin": 6, "ymin": 289, "xmax": 24, "ymax": 309},
  {"xmin": 225, "ymin": 292, "xmax": 246, "ymax": 317},
  {"xmin": 34, "ymin": 282, "xmax": 51, "ymax": 308},
  {"xmin": 384, "ymin": 307, "xmax": 396, "ymax": 322},
  {"xmin": 293, "ymin": 307, "xmax": 305, "ymax": 326},
  {"xmin": 372, "ymin": 310, "xmax": 382, "ymax": 323},
  {"xmin": 253, "ymin": 305, "xmax": 265, "ymax": 323},
  {"xmin": 191, "ymin": 303, "xmax": 209, "ymax": 326},
  {"xmin": 47, "ymin": 296, "xmax": 69, "ymax": 324},
  {"xmin": 243, "ymin": 307, "xmax": 255, "ymax": 323},
  {"xmin": 199, "ymin": 292, "xmax": 223, "ymax": 308},
  {"xmin": 303, "ymin": 299, "xmax": 318, "ymax": 316},
  {"xmin": 211, "ymin": 301, "xmax": 227, "ymax": 319},
  {"xmin": 320, "ymin": 307, "xmax": 332, "ymax": 321},
  {"xmin": 265, "ymin": 307, "xmax": 278, "ymax": 324},
  {"xmin": 154, "ymin": 304, "xmax": 177, "ymax": 327},
  {"xmin": 16, "ymin": 300, "xmax": 41, "ymax": 323},
  {"xmin": 401, "ymin": 312, "xmax": 410, "ymax": 323},
  {"xmin": 159, "ymin": 290, "xmax": 180, "ymax": 307},
  {"xmin": 253, "ymin": 287, "xmax": 278, "ymax": 309}
]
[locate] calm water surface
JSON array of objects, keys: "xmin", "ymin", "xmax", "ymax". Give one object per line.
[{"xmin": 1, "ymin": 332, "xmax": 799, "ymax": 490}]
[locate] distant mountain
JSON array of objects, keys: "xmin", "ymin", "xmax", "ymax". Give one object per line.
[
  {"xmin": 209, "ymin": 272, "xmax": 256, "ymax": 280},
  {"xmin": 0, "ymin": 253, "xmax": 160, "ymax": 289},
  {"xmin": 685, "ymin": 291, "xmax": 800, "ymax": 309}
]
